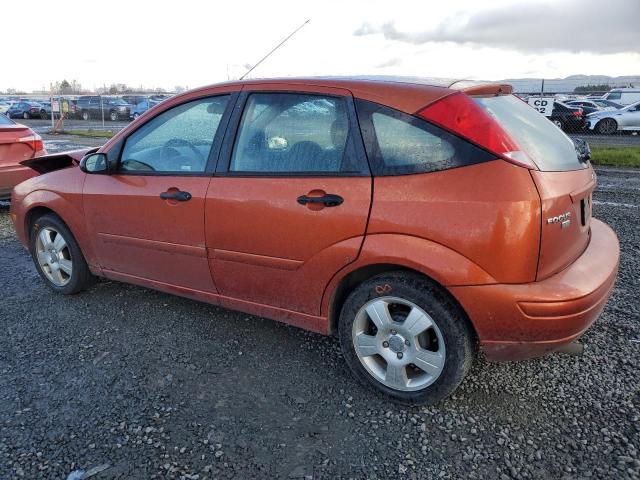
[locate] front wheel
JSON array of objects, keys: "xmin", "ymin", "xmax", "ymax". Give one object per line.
[
  {"xmin": 23, "ymin": 112, "xmax": 29, "ymax": 119},
  {"xmin": 82, "ymin": 111, "xmax": 90, "ymax": 121},
  {"xmin": 338, "ymin": 272, "xmax": 476, "ymax": 405},
  {"xmin": 30, "ymin": 214, "xmax": 95, "ymax": 294}
]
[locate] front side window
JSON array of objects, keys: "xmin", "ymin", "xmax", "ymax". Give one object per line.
[
  {"xmin": 119, "ymin": 95, "xmax": 230, "ymax": 174},
  {"xmin": 230, "ymin": 93, "xmax": 362, "ymax": 174},
  {"xmin": 356, "ymin": 99, "xmax": 495, "ymax": 175}
]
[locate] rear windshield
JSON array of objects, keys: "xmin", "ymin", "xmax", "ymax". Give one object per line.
[{"xmin": 474, "ymin": 95, "xmax": 583, "ymax": 171}]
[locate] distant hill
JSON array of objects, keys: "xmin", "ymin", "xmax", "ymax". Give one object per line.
[{"xmin": 499, "ymin": 75, "xmax": 640, "ymax": 93}]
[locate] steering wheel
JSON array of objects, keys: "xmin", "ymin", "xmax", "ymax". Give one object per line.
[{"xmin": 160, "ymin": 138, "xmax": 205, "ymax": 171}]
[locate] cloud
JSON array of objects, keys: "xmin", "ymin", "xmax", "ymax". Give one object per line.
[{"xmin": 354, "ymin": 0, "xmax": 640, "ymax": 54}]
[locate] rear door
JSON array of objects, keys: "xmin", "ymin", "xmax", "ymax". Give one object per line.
[
  {"xmin": 206, "ymin": 86, "xmax": 372, "ymax": 315},
  {"xmin": 83, "ymin": 93, "xmax": 236, "ymax": 292}
]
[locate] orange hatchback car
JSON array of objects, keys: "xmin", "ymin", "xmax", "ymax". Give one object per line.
[{"xmin": 11, "ymin": 77, "xmax": 619, "ymax": 404}]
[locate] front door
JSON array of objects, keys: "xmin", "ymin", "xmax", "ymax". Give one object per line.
[
  {"xmin": 206, "ymin": 88, "xmax": 372, "ymax": 314},
  {"xmin": 83, "ymin": 94, "xmax": 234, "ymax": 292}
]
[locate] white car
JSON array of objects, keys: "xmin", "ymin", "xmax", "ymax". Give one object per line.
[
  {"xmin": 0, "ymin": 102, "xmax": 12, "ymax": 114},
  {"xmin": 586, "ymin": 100, "xmax": 640, "ymax": 134}
]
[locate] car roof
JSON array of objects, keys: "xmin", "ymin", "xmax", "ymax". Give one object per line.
[{"xmin": 189, "ymin": 76, "xmax": 513, "ymax": 114}]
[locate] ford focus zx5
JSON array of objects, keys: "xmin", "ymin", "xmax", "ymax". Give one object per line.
[{"xmin": 11, "ymin": 77, "xmax": 619, "ymax": 405}]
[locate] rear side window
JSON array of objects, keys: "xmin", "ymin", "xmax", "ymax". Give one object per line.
[
  {"xmin": 229, "ymin": 93, "xmax": 365, "ymax": 175},
  {"xmin": 355, "ymin": 99, "xmax": 495, "ymax": 175},
  {"xmin": 475, "ymin": 95, "xmax": 583, "ymax": 171}
]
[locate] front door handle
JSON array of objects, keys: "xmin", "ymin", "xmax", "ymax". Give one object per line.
[
  {"xmin": 160, "ymin": 190, "xmax": 192, "ymax": 202},
  {"xmin": 297, "ymin": 193, "xmax": 344, "ymax": 207}
]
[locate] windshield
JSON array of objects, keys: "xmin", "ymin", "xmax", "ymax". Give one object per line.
[{"xmin": 474, "ymin": 95, "xmax": 584, "ymax": 172}]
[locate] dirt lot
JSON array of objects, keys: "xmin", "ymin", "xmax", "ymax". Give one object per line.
[{"xmin": 0, "ymin": 160, "xmax": 638, "ymax": 479}]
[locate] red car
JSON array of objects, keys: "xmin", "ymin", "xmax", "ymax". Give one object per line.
[
  {"xmin": 10, "ymin": 77, "xmax": 619, "ymax": 404},
  {"xmin": 0, "ymin": 113, "xmax": 44, "ymax": 200}
]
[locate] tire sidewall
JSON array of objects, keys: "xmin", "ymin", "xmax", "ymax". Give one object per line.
[
  {"xmin": 29, "ymin": 214, "xmax": 88, "ymax": 295},
  {"xmin": 596, "ymin": 118, "xmax": 617, "ymax": 135},
  {"xmin": 338, "ymin": 272, "xmax": 475, "ymax": 405}
]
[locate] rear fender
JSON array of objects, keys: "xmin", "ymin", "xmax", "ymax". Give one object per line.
[{"xmin": 321, "ymin": 233, "xmax": 496, "ymax": 316}]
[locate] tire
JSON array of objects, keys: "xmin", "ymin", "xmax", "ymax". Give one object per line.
[
  {"xmin": 338, "ymin": 271, "xmax": 476, "ymax": 405},
  {"xmin": 133, "ymin": 112, "xmax": 140, "ymax": 120},
  {"xmin": 29, "ymin": 213, "xmax": 95, "ymax": 295},
  {"xmin": 23, "ymin": 112, "xmax": 29, "ymax": 119},
  {"xmin": 109, "ymin": 110, "xmax": 118, "ymax": 121},
  {"xmin": 40, "ymin": 110, "xmax": 48, "ymax": 119},
  {"xmin": 552, "ymin": 119, "xmax": 563, "ymax": 129},
  {"xmin": 595, "ymin": 118, "xmax": 618, "ymax": 135},
  {"xmin": 82, "ymin": 110, "xmax": 89, "ymax": 121}
]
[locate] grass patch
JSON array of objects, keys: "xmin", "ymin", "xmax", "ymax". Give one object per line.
[
  {"xmin": 590, "ymin": 146, "xmax": 640, "ymax": 168},
  {"xmin": 49, "ymin": 129, "xmax": 115, "ymax": 138}
]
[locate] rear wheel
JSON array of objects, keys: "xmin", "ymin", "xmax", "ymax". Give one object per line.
[
  {"xmin": 338, "ymin": 272, "xmax": 476, "ymax": 405},
  {"xmin": 23, "ymin": 112, "xmax": 29, "ymax": 119},
  {"xmin": 595, "ymin": 118, "xmax": 618, "ymax": 135},
  {"xmin": 30, "ymin": 214, "xmax": 95, "ymax": 294},
  {"xmin": 109, "ymin": 110, "xmax": 118, "ymax": 121},
  {"xmin": 552, "ymin": 119, "xmax": 563, "ymax": 129},
  {"xmin": 82, "ymin": 110, "xmax": 90, "ymax": 121}
]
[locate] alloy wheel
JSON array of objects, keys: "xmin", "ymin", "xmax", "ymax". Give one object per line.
[
  {"xmin": 35, "ymin": 227, "xmax": 73, "ymax": 287},
  {"xmin": 351, "ymin": 296, "xmax": 446, "ymax": 392}
]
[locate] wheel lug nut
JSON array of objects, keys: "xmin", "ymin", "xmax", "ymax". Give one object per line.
[
  {"xmin": 382, "ymin": 341, "xmax": 389, "ymax": 348},
  {"xmin": 405, "ymin": 340, "xmax": 410, "ymax": 346},
  {"xmin": 391, "ymin": 330, "xmax": 397, "ymax": 335},
  {"xmin": 397, "ymin": 352, "xmax": 403, "ymax": 359}
]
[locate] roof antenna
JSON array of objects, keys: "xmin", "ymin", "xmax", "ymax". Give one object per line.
[{"xmin": 240, "ymin": 19, "xmax": 310, "ymax": 80}]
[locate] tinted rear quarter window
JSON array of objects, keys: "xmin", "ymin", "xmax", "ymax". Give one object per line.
[
  {"xmin": 355, "ymin": 99, "xmax": 494, "ymax": 176},
  {"xmin": 474, "ymin": 95, "xmax": 583, "ymax": 172}
]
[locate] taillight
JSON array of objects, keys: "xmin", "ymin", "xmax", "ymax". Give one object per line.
[
  {"xmin": 572, "ymin": 109, "xmax": 583, "ymax": 117},
  {"xmin": 417, "ymin": 92, "xmax": 537, "ymax": 169},
  {"xmin": 19, "ymin": 133, "xmax": 44, "ymax": 152}
]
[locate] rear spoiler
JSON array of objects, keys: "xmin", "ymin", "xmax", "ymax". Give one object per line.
[
  {"xmin": 20, "ymin": 148, "xmax": 98, "ymax": 174},
  {"xmin": 448, "ymin": 80, "xmax": 513, "ymax": 96}
]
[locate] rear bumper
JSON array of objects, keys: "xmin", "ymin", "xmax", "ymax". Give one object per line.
[{"xmin": 450, "ymin": 219, "xmax": 619, "ymax": 361}]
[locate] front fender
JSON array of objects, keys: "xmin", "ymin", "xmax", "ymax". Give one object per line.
[
  {"xmin": 15, "ymin": 189, "xmax": 96, "ymax": 268},
  {"xmin": 321, "ymin": 233, "xmax": 496, "ymax": 317}
]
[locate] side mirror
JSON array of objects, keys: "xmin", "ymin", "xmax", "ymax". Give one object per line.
[{"xmin": 80, "ymin": 153, "xmax": 109, "ymax": 174}]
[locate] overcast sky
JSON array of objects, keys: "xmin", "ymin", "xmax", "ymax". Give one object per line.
[{"xmin": 3, "ymin": 0, "xmax": 639, "ymax": 92}]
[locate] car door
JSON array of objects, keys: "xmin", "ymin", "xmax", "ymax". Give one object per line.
[
  {"xmin": 206, "ymin": 86, "xmax": 372, "ymax": 315},
  {"xmin": 83, "ymin": 93, "xmax": 236, "ymax": 292},
  {"xmin": 618, "ymin": 104, "xmax": 640, "ymax": 129}
]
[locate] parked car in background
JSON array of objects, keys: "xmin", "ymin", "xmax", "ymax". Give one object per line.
[
  {"xmin": 586, "ymin": 100, "xmax": 640, "ymax": 134},
  {"xmin": 602, "ymin": 88, "xmax": 640, "ymax": 106},
  {"xmin": 6, "ymin": 101, "xmax": 44, "ymax": 120},
  {"xmin": 76, "ymin": 96, "xmax": 133, "ymax": 121},
  {"xmin": 549, "ymin": 101, "xmax": 585, "ymax": 132},
  {"xmin": 566, "ymin": 99, "xmax": 622, "ymax": 115},
  {"xmin": 0, "ymin": 113, "xmax": 45, "ymax": 199},
  {"xmin": 130, "ymin": 99, "xmax": 160, "ymax": 119},
  {"xmin": 0, "ymin": 101, "xmax": 13, "ymax": 114},
  {"xmin": 11, "ymin": 77, "xmax": 619, "ymax": 405},
  {"xmin": 121, "ymin": 95, "xmax": 147, "ymax": 107},
  {"xmin": 38, "ymin": 101, "xmax": 53, "ymax": 119}
]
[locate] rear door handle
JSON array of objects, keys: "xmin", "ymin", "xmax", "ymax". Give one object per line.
[
  {"xmin": 160, "ymin": 190, "xmax": 192, "ymax": 202},
  {"xmin": 297, "ymin": 193, "xmax": 343, "ymax": 207}
]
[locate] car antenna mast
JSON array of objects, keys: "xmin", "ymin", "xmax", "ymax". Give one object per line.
[{"xmin": 240, "ymin": 19, "xmax": 310, "ymax": 80}]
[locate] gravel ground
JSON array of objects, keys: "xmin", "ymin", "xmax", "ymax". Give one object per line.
[{"xmin": 0, "ymin": 167, "xmax": 638, "ymax": 480}]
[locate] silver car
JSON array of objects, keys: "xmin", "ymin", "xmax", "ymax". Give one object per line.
[{"xmin": 586, "ymin": 100, "xmax": 640, "ymax": 134}]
